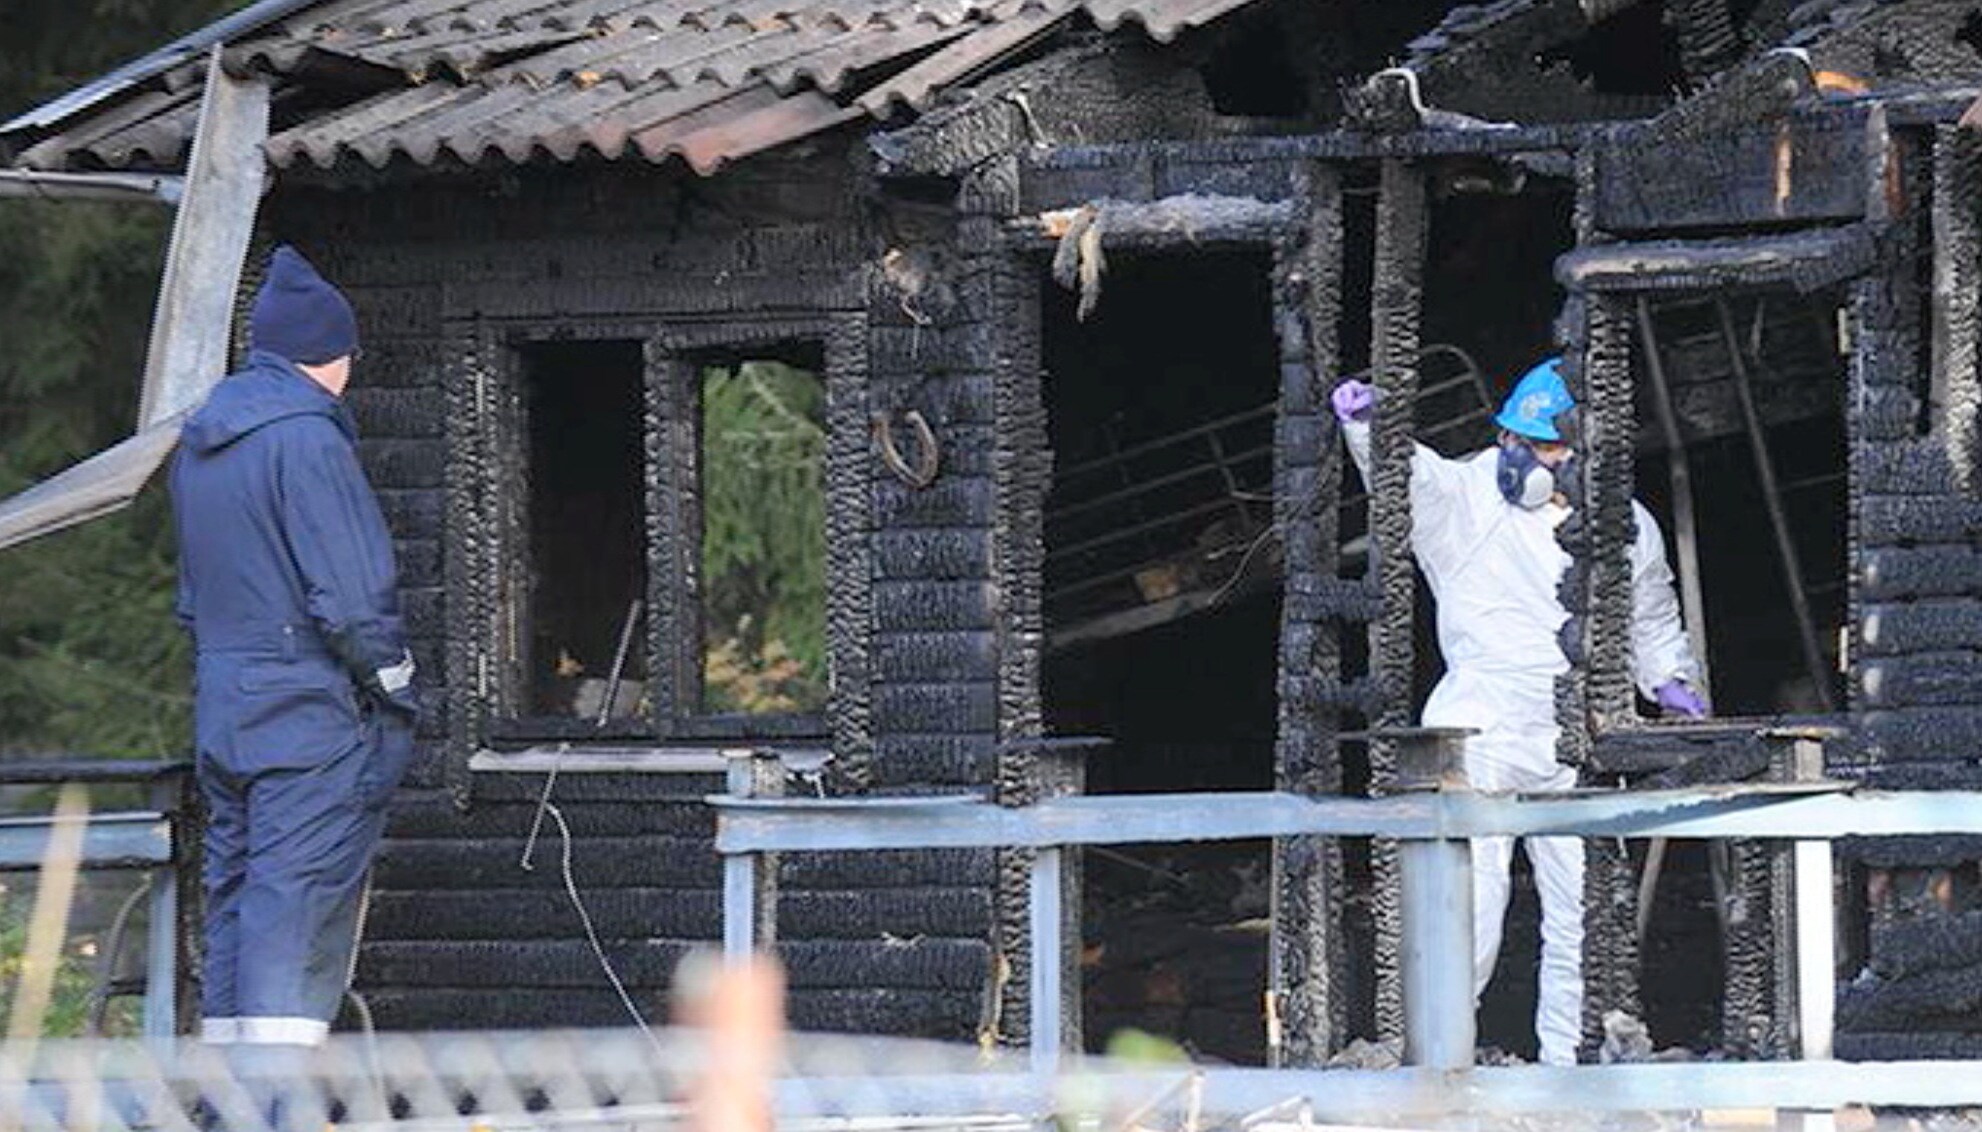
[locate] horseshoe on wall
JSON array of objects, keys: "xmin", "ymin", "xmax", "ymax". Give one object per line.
[{"xmin": 873, "ymin": 408, "xmax": 940, "ymax": 489}]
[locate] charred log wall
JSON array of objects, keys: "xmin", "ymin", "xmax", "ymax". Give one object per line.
[
  {"xmin": 265, "ymin": 149, "xmax": 994, "ymax": 1038},
  {"xmin": 1831, "ymin": 122, "xmax": 1982, "ymax": 1060}
]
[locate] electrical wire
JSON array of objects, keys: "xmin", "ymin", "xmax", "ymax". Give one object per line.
[
  {"xmin": 513, "ymin": 598, "xmax": 663, "ymax": 1051},
  {"xmin": 546, "ymin": 800, "xmax": 665, "ymax": 1056}
]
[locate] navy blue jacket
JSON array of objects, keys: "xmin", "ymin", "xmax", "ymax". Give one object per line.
[{"xmin": 171, "ymin": 351, "xmax": 413, "ymax": 741}]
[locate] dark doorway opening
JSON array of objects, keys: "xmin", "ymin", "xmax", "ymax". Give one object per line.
[
  {"xmin": 520, "ymin": 339, "xmax": 649, "ymax": 721},
  {"xmin": 1038, "ymin": 247, "xmax": 1280, "ymax": 1064},
  {"xmin": 1413, "ymin": 181, "xmax": 1578, "ymax": 1058}
]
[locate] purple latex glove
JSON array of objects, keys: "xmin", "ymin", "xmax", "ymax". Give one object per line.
[
  {"xmin": 1654, "ymin": 679, "xmax": 1708, "ymax": 719},
  {"xmin": 1332, "ymin": 379, "xmax": 1375, "ymax": 424}
]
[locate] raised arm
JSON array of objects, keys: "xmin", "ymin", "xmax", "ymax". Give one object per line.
[{"xmin": 1334, "ymin": 380, "xmax": 1472, "ymax": 549}]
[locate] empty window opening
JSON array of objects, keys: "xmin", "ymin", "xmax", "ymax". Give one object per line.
[
  {"xmin": 1038, "ymin": 248, "xmax": 1279, "ymax": 1065},
  {"xmin": 521, "ymin": 339, "xmax": 649, "ymax": 720},
  {"xmin": 1633, "ymin": 290, "xmax": 1849, "ymax": 719},
  {"xmin": 696, "ymin": 353, "xmax": 829, "ymax": 718}
]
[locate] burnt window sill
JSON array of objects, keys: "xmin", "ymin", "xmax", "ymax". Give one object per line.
[
  {"xmin": 487, "ymin": 713, "xmax": 828, "ymax": 745},
  {"xmin": 470, "ymin": 743, "xmax": 831, "ymax": 777}
]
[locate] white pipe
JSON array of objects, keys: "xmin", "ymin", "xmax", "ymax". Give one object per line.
[{"xmin": 0, "ymin": 169, "xmax": 181, "ymax": 204}]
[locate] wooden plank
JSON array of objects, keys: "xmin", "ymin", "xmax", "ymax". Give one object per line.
[{"xmin": 136, "ymin": 46, "xmax": 269, "ymax": 428}]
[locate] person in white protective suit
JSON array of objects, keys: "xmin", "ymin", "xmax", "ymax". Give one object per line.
[{"xmin": 1332, "ymin": 357, "xmax": 1707, "ymax": 1065}]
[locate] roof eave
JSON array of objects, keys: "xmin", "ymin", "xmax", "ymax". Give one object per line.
[{"xmin": 0, "ymin": 0, "xmax": 320, "ymax": 136}]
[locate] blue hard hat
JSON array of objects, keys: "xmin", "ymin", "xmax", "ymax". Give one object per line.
[{"xmin": 1494, "ymin": 357, "xmax": 1575, "ymax": 442}]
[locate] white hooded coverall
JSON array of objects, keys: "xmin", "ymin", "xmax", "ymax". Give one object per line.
[{"xmin": 1343, "ymin": 420, "xmax": 1698, "ymax": 1065}]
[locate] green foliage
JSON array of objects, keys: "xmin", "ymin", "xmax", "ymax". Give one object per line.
[
  {"xmin": 699, "ymin": 361, "xmax": 829, "ymax": 716},
  {"xmin": 0, "ymin": 882, "xmax": 139, "ymax": 1038},
  {"xmin": 0, "ymin": 0, "xmax": 242, "ymax": 760}
]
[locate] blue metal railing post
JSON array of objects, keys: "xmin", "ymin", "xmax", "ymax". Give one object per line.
[
  {"xmin": 1385, "ymin": 728, "xmax": 1477, "ymax": 1071},
  {"xmin": 722, "ymin": 750, "xmax": 783, "ymax": 964},
  {"xmin": 142, "ymin": 770, "xmax": 181, "ymax": 1047}
]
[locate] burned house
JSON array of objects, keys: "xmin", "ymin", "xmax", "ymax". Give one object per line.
[{"xmin": 5, "ymin": 0, "xmax": 1982, "ymax": 1068}]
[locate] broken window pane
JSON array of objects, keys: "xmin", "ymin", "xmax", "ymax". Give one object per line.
[
  {"xmin": 699, "ymin": 358, "xmax": 828, "ymax": 717},
  {"xmin": 521, "ymin": 340, "xmax": 649, "ymax": 721}
]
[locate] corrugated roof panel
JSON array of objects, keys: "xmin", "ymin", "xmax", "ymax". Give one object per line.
[
  {"xmin": 12, "ymin": 0, "xmax": 1268, "ymax": 175},
  {"xmin": 856, "ymin": 1, "xmax": 1067, "ymax": 113},
  {"xmin": 1090, "ymin": 0, "xmax": 1257, "ymax": 42},
  {"xmin": 289, "ymin": 0, "xmax": 442, "ymax": 38},
  {"xmin": 463, "ymin": 71, "xmax": 729, "ymax": 157},
  {"xmin": 531, "ymin": 79, "xmax": 762, "ymax": 158},
  {"xmin": 668, "ymin": 88, "xmax": 861, "ymax": 171},
  {"xmin": 265, "ymin": 84, "xmax": 441, "ymax": 165},
  {"xmin": 340, "ymin": 24, "xmax": 596, "ymax": 77},
  {"xmin": 19, "ymin": 83, "xmax": 203, "ymax": 169},
  {"xmin": 762, "ymin": 17, "xmax": 978, "ymax": 92}
]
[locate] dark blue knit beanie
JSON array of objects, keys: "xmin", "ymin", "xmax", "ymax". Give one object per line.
[{"xmin": 250, "ymin": 245, "xmax": 358, "ymax": 365}]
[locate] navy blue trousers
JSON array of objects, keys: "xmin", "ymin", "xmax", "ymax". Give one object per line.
[{"xmin": 194, "ymin": 648, "xmax": 412, "ymax": 1046}]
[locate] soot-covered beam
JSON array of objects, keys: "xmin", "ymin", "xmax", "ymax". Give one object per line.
[
  {"xmin": 1270, "ymin": 162, "xmax": 1347, "ymax": 1066},
  {"xmin": 1367, "ymin": 158, "xmax": 1429, "ymax": 1044}
]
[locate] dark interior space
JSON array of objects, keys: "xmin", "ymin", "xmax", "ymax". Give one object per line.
[
  {"xmin": 520, "ymin": 339, "xmax": 649, "ymax": 720},
  {"xmin": 1042, "ymin": 248, "xmax": 1281, "ymax": 640},
  {"xmin": 1434, "ymin": 184, "xmax": 1566, "ymax": 1055},
  {"xmin": 1539, "ymin": 0, "xmax": 1688, "ymax": 97},
  {"xmin": 1038, "ymin": 248, "xmax": 1280, "ymax": 1064},
  {"xmin": 1197, "ymin": 0, "xmax": 1313, "ymax": 119},
  {"xmin": 1631, "ymin": 290, "xmax": 1849, "ymax": 718}
]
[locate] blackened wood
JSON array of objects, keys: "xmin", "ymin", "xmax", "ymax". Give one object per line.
[
  {"xmin": 1272, "ymin": 163, "xmax": 1346, "ymax": 1066},
  {"xmin": 1857, "ymin": 707, "xmax": 1982, "ymax": 762},
  {"xmin": 1366, "ymin": 158, "xmax": 1428, "ymax": 1045},
  {"xmin": 366, "ymin": 886, "xmax": 990, "ymax": 942},
  {"xmin": 1839, "ymin": 961, "xmax": 1982, "ymax": 1031},
  {"xmin": 1855, "ymin": 497, "xmax": 1982, "ymax": 547},
  {"xmin": 360, "ymin": 937, "xmax": 989, "ymax": 990},
  {"xmin": 1865, "ymin": 910, "xmax": 1982, "ymax": 979},
  {"xmin": 873, "ymin": 580, "xmax": 996, "ymax": 631},
  {"xmin": 873, "ymin": 530, "xmax": 992, "ymax": 580},
  {"xmin": 359, "ymin": 439, "xmax": 447, "ymax": 490},
  {"xmin": 385, "ymin": 792, "xmax": 714, "ymax": 838},
  {"xmin": 870, "ymin": 734, "xmax": 997, "ymax": 785},
  {"xmin": 987, "ymin": 249, "xmax": 1050, "ymax": 1046},
  {"xmin": 874, "ymin": 632, "xmax": 997, "ymax": 682},
  {"xmin": 872, "ymin": 682, "xmax": 997, "ymax": 733},
  {"xmin": 1860, "ymin": 439, "xmax": 1963, "ymax": 495},
  {"xmin": 1859, "ymin": 600, "xmax": 1982, "ymax": 655},
  {"xmin": 1836, "ymin": 1030, "xmax": 1982, "ymax": 1061},
  {"xmin": 1556, "ymin": 224, "xmax": 1882, "ymax": 293},
  {"xmin": 1855, "ymin": 646, "xmax": 1982, "ymax": 709}
]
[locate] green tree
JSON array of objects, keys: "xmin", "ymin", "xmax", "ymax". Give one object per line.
[
  {"xmin": 0, "ymin": 0, "xmax": 244, "ymax": 759},
  {"xmin": 699, "ymin": 361, "xmax": 829, "ymax": 715}
]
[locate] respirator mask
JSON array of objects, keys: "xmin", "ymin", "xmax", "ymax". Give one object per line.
[{"xmin": 1496, "ymin": 439, "xmax": 1574, "ymax": 510}]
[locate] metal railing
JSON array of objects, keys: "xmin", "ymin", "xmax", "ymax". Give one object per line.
[
  {"xmin": 0, "ymin": 760, "xmax": 189, "ymax": 1044},
  {"xmin": 710, "ymin": 730, "xmax": 1982, "ymax": 1118}
]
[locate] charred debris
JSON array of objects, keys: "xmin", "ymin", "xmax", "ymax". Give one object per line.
[{"xmin": 5, "ymin": 0, "xmax": 1982, "ymax": 1068}]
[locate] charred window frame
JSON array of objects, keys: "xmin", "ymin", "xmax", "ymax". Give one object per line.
[
  {"xmin": 650, "ymin": 319, "xmax": 868, "ymax": 745},
  {"xmin": 451, "ymin": 314, "xmax": 865, "ymax": 748},
  {"xmin": 452, "ymin": 321, "xmax": 664, "ymax": 743},
  {"xmin": 1558, "ymin": 231, "xmax": 1875, "ymax": 743}
]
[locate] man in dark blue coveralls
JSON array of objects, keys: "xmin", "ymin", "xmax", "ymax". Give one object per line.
[{"xmin": 171, "ymin": 245, "xmax": 417, "ymax": 1063}]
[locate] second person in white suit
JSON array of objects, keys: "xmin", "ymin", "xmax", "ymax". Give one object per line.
[{"xmin": 1333, "ymin": 357, "xmax": 1706, "ymax": 1065}]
